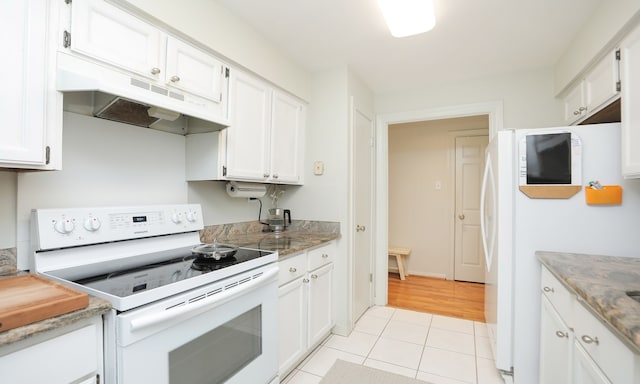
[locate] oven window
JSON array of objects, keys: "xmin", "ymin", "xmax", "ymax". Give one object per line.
[{"xmin": 169, "ymin": 305, "xmax": 262, "ymax": 384}]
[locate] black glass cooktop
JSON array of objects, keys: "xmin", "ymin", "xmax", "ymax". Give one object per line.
[{"xmin": 73, "ymin": 247, "xmax": 272, "ymax": 298}]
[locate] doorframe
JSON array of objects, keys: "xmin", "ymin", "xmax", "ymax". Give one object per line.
[{"xmin": 374, "ymin": 101, "xmax": 504, "ymax": 305}]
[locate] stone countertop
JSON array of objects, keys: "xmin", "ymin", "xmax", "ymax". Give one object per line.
[
  {"xmin": 537, "ymin": 251, "xmax": 640, "ymax": 352},
  {"xmin": 200, "ymin": 220, "xmax": 340, "ymax": 260},
  {"xmin": 0, "ymin": 295, "xmax": 111, "ymax": 347}
]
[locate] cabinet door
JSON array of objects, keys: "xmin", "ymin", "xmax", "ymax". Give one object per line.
[
  {"xmin": 165, "ymin": 37, "xmax": 225, "ymax": 102},
  {"xmin": 539, "ymin": 295, "xmax": 572, "ymax": 384},
  {"xmin": 620, "ymin": 24, "xmax": 640, "ymax": 178},
  {"xmin": 0, "ymin": 322, "xmax": 100, "ymax": 383},
  {"xmin": 70, "ymin": 0, "xmax": 162, "ymax": 80},
  {"xmin": 307, "ymin": 263, "xmax": 334, "ymax": 347},
  {"xmin": 278, "ymin": 277, "xmax": 307, "ymax": 376},
  {"xmin": 572, "ymin": 342, "xmax": 612, "ymax": 384},
  {"xmin": 585, "ymin": 50, "xmax": 620, "ymax": 114},
  {"xmin": 269, "ymin": 91, "xmax": 305, "ymax": 184},
  {"xmin": 563, "ymin": 81, "xmax": 586, "ymax": 125},
  {"xmin": 0, "ymin": 0, "xmax": 49, "ymax": 166},
  {"xmin": 226, "ymin": 71, "xmax": 271, "ymax": 181}
]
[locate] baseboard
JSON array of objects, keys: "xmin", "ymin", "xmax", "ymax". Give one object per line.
[{"xmin": 388, "ymin": 270, "xmax": 447, "ymax": 280}]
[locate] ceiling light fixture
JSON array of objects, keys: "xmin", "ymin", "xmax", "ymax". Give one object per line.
[{"xmin": 377, "ymin": 0, "xmax": 436, "ymax": 38}]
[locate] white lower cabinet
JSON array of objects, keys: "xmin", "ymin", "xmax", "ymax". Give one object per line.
[
  {"xmin": 572, "ymin": 341, "xmax": 612, "ymax": 384},
  {"xmin": 278, "ymin": 275, "xmax": 306, "ymax": 375},
  {"xmin": 0, "ymin": 317, "xmax": 103, "ymax": 384},
  {"xmin": 539, "ymin": 295, "xmax": 572, "ymax": 384},
  {"xmin": 539, "ymin": 266, "xmax": 640, "ymax": 384},
  {"xmin": 278, "ymin": 242, "xmax": 335, "ymax": 377}
]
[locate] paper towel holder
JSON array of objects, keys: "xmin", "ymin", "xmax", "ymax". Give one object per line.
[{"xmin": 226, "ymin": 181, "xmax": 267, "ymax": 198}]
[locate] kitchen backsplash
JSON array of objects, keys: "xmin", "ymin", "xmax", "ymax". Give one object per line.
[
  {"xmin": 0, "ymin": 248, "xmax": 17, "ymax": 275},
  {"xmin": 200, "ymin": 220, "xmax": 340, "ymax": 243}
]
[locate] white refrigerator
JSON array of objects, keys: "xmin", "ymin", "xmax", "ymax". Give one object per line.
[{"xmin": 480, "ymin": 122, "xmax": 640, "ymax": 384}]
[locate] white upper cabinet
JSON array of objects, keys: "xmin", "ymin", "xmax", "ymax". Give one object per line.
[
  {"xmin": 224, "ymin": 70, "xmax": 305, "ymax": 184},
  {"xmin": 165, "ymin": 37, "xmax": 226, "ymax": 102},
  {"xmin": 270, "ymin": 91, "xmax": 305, "ymax": 184},
  {"xmin": 620, "ymin": 23, "xmax": 640, "ymax": 178},
  {"xmin": 585, "ymin": 52, "xmax": 620, "ymax": 114},
  {"xmin": 226, "ymin": 70, "xmax": 272, "ymax": 181},
  {"xmin": 0, "ymin": 0, "xmax": 62, "ymax": 170},
  {"xmin": 70, "ymin": 0, "xmax": 163, "ymax": 80},
  {"xmin": 563, "ymin": 49, "xmax": 620, "ymax": 125}
]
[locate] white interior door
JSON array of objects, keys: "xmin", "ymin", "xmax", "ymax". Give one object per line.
[
  {"xmin": 454, "ymin": 135, "xmax": 489, "ymax": 282},
  {"xmin": 352, "ymin": 103, "xmax": 374, "ymax": 323}
]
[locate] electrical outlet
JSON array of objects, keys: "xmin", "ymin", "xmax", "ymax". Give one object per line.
[{"xmin": 313, "ymin": 161, "xmax": 324, "ymax": 175}]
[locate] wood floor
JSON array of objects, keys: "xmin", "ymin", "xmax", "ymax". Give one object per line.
[{"xmin": 388, "ymin": 273, "xmax": 486, "ymax": 322}]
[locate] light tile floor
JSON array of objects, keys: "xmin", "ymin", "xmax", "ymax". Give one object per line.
[{"xmin": 281, "ymin": 306, "xmax": 505, "ymax": 384}]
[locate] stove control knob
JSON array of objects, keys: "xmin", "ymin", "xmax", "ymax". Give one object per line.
[
  {"xmin": 171, "ymin": 212, "xmax": 183, "ymax": 224},
  {"xmin": 83, "ymin": 217, "xmax": 101, "ymax": 232},
  {"xmin": 54, "ymin": 218, "xmax": 75, "ymax": 234},
  {"xmin": 186, "ymin": 210, "xmax": 197, "ymax": 223}
]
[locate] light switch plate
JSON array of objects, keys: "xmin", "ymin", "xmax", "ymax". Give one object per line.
[{"xmin": 313, "ymin": 161, "xmax": 324, "ymax": 175}]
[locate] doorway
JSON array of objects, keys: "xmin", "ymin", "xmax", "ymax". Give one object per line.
[
  {"xmin": 388, "ymin": 117, "xmax": 488, "ymax": 281},
  {"xmin": 373, "ymin": 102, "xmax": 503, "ymax": 310}
]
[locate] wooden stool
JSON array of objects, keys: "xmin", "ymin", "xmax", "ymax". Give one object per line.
[{"xmin": 388, "ymin": 247, "xmax": 410, "ymax": 280}]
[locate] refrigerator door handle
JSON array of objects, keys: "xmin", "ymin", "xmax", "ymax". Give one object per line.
[{"xmin": 480, "ymin": 152, "xmax": 495, "ymax": 270}]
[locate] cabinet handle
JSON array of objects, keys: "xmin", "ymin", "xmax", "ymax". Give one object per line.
[
  {"xmin": 303, "ymin": 278, "xmax": 310, "ymax": 283},
  {"xmin": 289, "ymin": 267, "xmax": 297, "ymax": 273},
  {"xmin": 543, "ymin": 286, "xmax": 554, "ymax": 293},
  {"xmin": 263, "ymin": 173, "xmax": 270, "ymax": 178},
  {"xmin": 458, "ymin": 214, "xmax": 465, "ymax": 220},
  {"xmin": 321, "ymin": 253, "xmax": 329, "ymax": 258},
  {"xmin": 581, "ymin": 335, "xmax": 599, "ymax": 345},
  {"xmin": 555, "ymin": 331, "xmax": 569, "ymax": 338},
  {"xmin": 170, "ymin": 75, "xmax": 180, "ymax": 82},
  {"xmin": 356, "ymin": 225, "xmax": 366, "ymax": 232},
  {"xmin": 573, "ymin": 110, "xmax": 581, "ymax": 116},
  {"xmin": 311, "ymin": 274, "xmax": 318, "ymax": 279},
  {"xmin": 273, "ymin": 174, "xmax": 279, "ymax": 179},
  {"xmin": 150, "ymin": 67, "xmax": 161, "ymax": 75}
]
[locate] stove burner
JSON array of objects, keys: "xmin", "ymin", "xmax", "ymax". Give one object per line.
[{"xmin": 191, "ymin": 255, "xmax": 238, "ymax": 271}]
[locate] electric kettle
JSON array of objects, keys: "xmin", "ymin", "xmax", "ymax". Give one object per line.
[{"xmin": 267, "ymin": 208, "xmax": 291, "ymax": 233}]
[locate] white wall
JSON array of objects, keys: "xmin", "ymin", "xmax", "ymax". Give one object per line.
[
  {"xmin": 554, "ymin": 0, "xmax": 640, "ymax": 95},
  {"xmin": 376, "ymin": 68, "xmax": 564, "ymax": 129},
  {"xmin": 388, "ymin": 116, "xmax": 488, "ymax": 279},
  {"xmin": 15, "ymin": 112, "xmax": 188, "ymax": 268},
  {"xmin": 0, "ymin": 172, "xmax": 17, "ymax": 248},
  {"xmin": 187, "ymin": 181, "xmax": 271, "ymax": 224},
  {"xmin": 120, "ymin": 0, "xmax": 311, "ymax": 101}
]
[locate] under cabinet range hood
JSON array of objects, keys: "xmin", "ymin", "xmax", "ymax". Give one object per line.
[{"xmin": 56, "ymin": 52, "xmax": 229, "ymax": 130}]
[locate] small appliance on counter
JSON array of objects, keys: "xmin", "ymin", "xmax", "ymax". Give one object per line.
[{"xmin": 265, "ymin": 208, "xmax": 291, "ymax": 233}]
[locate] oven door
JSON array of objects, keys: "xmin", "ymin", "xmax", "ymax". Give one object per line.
[{"xmin": 116, "ymin": 265, "xmax": 278, "ymax": 384}]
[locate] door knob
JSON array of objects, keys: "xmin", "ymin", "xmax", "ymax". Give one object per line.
[{"xmin": 458, "ymin": 214, "xmax": 465, "ymax": 220}]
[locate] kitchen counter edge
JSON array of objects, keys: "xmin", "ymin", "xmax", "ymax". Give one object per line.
[
  {"xmin": 0, "ymin": 295, "xmax": 111, "ymax": 347},
  {"xmin": 537, "ymin": 251, "xmax": 640, "ymax": 353}
]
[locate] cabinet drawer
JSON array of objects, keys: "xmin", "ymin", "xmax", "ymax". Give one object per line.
[
  {"xmin": 278, "ymin": 253, "xmax": 306, "ymax": 286},
  {"xmin": 574, "ymin": 301, "xmax": 638, "ymax": 384},
  {"xmin": 541, "ymin": 267, "xmax": 574, "ymax": 324},
  {"xmin": 308, "ymin": 242, "xmax": 335, "ymax": 271}
]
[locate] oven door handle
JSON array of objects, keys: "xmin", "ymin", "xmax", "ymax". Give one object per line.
[{"xmin": 128, "ymin": 267, "xmax": 278, "ymax": 332}]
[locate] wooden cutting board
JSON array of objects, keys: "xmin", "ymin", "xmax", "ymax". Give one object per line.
[{"xmin": 0, "ymin": 274, "xmax": 89, "ymax": 332}]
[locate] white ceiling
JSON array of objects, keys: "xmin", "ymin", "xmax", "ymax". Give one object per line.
[{"xmin": 214, "ymin": 0, "xmax": 602, "ymax": 95}]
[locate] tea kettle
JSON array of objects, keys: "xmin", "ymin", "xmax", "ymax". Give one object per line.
[{"xmin": 267, "ymin": 208, "xmax": 291, "ymax": 233}]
